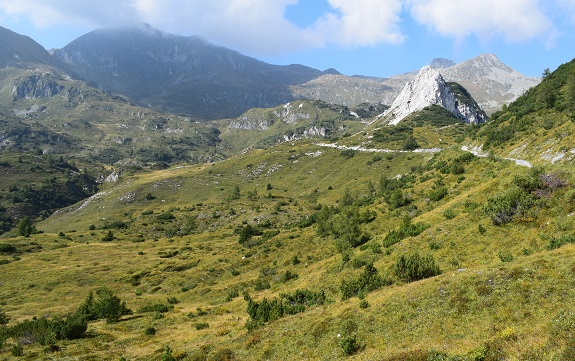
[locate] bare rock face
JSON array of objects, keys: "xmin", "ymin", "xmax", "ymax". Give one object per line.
[
  {"xmin": 383, "ymin": 66, "xmax": 487, "ymax": 125},
  {"xmin": 12, "ymin": 74, "xmax": 64, "ymax": 99}
]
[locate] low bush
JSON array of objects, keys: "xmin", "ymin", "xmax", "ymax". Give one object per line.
[
  {"xmin": 138, "ymin": 304, "xmax": 171, "ymax": 313},
  {"xmin": 244, "ymin": 289, "xmax": 326, "ymax": 329},
  {"xmin": 194, "ymin": 323, "xmax": 209, "ymax": 330},
  {"xmin": 546, "ymin": 235, "xmax": 575, "ymax": 250},
  {"xmin": 0, "ymin": 243, "xmax": 16, "ymax": 253},
  {"xmin": 383, "ymin": 217, "xmax": 429, "ymax": 247},
  {"xmin": 340, "ymin": 263, "xmax": 390, "ymax": 300},
  {"xmin": 339, "ymin": 335, "xmax": 362, "ymax": 356},
  {"xmin": 394, "ymin": 252, "xmax": 441, "ymax": 283}
]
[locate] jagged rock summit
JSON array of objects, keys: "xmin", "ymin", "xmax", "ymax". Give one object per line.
[{"xmin": 383, "ymin": 66, "xmax": 487, "ymax": 125}]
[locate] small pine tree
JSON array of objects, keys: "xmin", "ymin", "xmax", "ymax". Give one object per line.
[
  {"xmin": 17, "ymin": 217, "xmax": 34, "ymax": 237},
  {"xmin": 78, "ymin": 288, "xmax": 131, "ymax": 323},
  {"xmin": 102, "ymin": 230, "xmax": 115, "ymax": 242}
]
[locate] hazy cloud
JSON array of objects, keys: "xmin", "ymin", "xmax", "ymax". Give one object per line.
[{"xmin": 0, "ymin": 0, "xmax": 569, "ymax": 55}]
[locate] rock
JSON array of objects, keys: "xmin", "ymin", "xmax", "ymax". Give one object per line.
[{"xmin": 382, "ymin": 66, "xmax": 487, "ymax": 125}]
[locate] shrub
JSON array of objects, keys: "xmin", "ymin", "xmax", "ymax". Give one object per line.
[
  {"xmin": 359, "ymin": 300, "xmax": 369, "ymax": 309},
  {"xmin": 254, "ymin": 280, "xmax": 271, "ymax": 291},
  {"xmin": 546, "ymin": 235, "xmax": 575, "ymax": 250},
  {"xmin": 478, "ymin": 224, "xmax": 486, "ymax": 235},
  {"xmin": 394, "ymin": 252, "xmax": 441, "ymax": 283},
  {"xmin": 443, "ymin": 209, "xmax": 456, "ymax": 220},
  {"xmin": 280, "ymin": 270, "xmax": 298, "ymax": 283},
  {"xmin": 12, "ymin": 343, "xmax": 24, "ymax": 356},
  {"xmin": 383, "ymin": 217, "xmax": 429, "ymax": 247},
  {"xmin": 194, "ymin": 323, "xmax": 209, "ymax": 330},
  {"xmin": 0, "ymin": 243, "xmax": 16, "ymax": 253},
  {"xmin": 498, "ymin": 250, "xmax": 514, "ymax": 262},
  {"xmin": 101, "ymin": 230, "xmax": 115, "ymax": 242},
  {"xmin": 78, "ymin": 288, "xmax": 132, "ymax": 323},
  {"xmin": 340, "ymin": 149, "xmax": 356, "ymax": 158},
  {"xmin": 161, "ymin": 345, "xmax": 176, "ymax": 361},
  {"xmin": 156, "ymin": 212, "xmax": 176, "ymax": 221},
  {"xmin": 145, "ymin": 327, "xmax": 157, "ymax": 335},
  {"xmin": 340, "ymin": 263, "xmax": 390, "ymax": 299},
  {"xmin": 237, "ymin": 224, "xmax": 262, "ymax": 246},
  {"xmin": 483, "ymin": 187, "xmax": 534, "ymax": 225},
  {"xmin": 138, "ymin": 304, "xmax": 171, "ymax": 313},
  {"xmin": 339, "ymin": 335, "xmax": 362, "ymax": 356},
  {"xmin": 17, "ymin": 217, "xmax": 34, "ymax": 237},
  {"xmin": 428, "ymin": 187, "xmax": 448, "ymax": 201},
  {"xmin": 0, "ymin": 309, "xmax": 9, "ymax": 325},
  {"xmin": 245, "ymin": 289, "xmax": 326, "ymax": 329}
]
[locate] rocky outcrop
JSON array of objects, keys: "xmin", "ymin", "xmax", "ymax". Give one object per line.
[
  {"xmin": 12, "ymin": 74, "xmax": 64, "ymax": 99},
  {"xmin": 228, "ymin": 102, "xmax": 312, "ymax": 131},
  {"xmin": 382, "ymin": 66, "xmax": 487, "ymax": 125}
]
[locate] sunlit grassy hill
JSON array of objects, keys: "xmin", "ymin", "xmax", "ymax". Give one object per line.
[
  {"xmin": 2, "ymin": 131, "xmax": 575, "ymax": 359},
  {"xmin": 2, "ymin": 58, "xmax": 575, "ymax": 360}
]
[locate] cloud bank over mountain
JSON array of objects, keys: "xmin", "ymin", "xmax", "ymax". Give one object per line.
[{"xmin": 0, "ymin": 0, "xmax": 572, "ymax": 56}]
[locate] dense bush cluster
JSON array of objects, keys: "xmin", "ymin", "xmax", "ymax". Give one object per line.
[
  {"xmin": 0, "ymin": 288, "xmax": 129, "ymax": 350},
  {"xmin": 483, "ymin": 167, "xmax": 565, "ymax": 225},
  {"xmin": 244, "ymin": 289, "xmax": 327, "ymax": 329},
  {"xmin": 394, "ymin": 252, "xmax": 441, "ymax": 283}
]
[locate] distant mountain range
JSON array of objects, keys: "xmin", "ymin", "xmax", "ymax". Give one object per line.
[
  {"xmin": 51, "ymin": 24, "xmax": 337, "ymax": 120},
  {"xmin": 292, "ymin": 54, "xmax": 540, "ymax": 115},
  {"xmin": 1, "ymin": 24, "xmax": 539, "ymax": 120}
]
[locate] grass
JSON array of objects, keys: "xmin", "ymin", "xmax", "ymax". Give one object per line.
[
  {"xmin": 0, "ymin": 134, "xmax": 574, "ymax": 359},
  {"xmin": 2, "ymin": 61, "xmax": 575, "ymax": 358}
]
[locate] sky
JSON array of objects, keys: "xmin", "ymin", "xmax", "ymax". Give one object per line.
[{"xmin": 0, "ymin": 0, "xmax": 574, "ymax": 78}]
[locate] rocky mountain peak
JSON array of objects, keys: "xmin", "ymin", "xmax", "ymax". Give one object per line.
[
  {"xmin": 430, "ymin": 58, "xmax": 456, "ymax": 69},
  {"xmin": 383, "ymin": 65, "xmax": 487, "ymax": 125}
]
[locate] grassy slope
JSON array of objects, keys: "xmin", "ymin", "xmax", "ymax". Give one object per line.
[
  {"xmin": 1, "ymin": 135, "xmax": 574, "ymax": 359},
  {"xmin": 2, "ymin": 60, "xmax": 575, "ymax": 360}
]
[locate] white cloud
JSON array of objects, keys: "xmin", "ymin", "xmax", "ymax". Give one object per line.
[
  {"xmin": 406, "ymin": 0, "xmax": 554, "ymax": 43},
  {"xmin": 312, "ymin": 0, "xmax": 405, "ymax": 46},
  {"xmin": 0, "ymin": 0, "xmax": 568, "ymax": 55}
]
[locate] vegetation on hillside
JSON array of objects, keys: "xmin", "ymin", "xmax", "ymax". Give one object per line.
[{"xmin": 1, "ymin": 56, "xmax": 575, "ymax": 360}]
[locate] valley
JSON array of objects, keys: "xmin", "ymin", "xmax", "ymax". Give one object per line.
[{"xmin": 0, "ymin": 24, "xmax": 574, "ymax": 361}]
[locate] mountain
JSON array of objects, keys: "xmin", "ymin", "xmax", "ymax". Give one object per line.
[
  {"xmin": 440, "ymin": 54, "xmax": 541, "ymax": 114},
  {"xmin": 52, "ymin": 24, "xmax": 334, "ymax": 120},
  {"xmin": 430, "ymin": 57, "xmax": 456, "ymax": 69},
  {"xmin": 292, "ymin": 54, "xmax": 538, "ymax": 115},
  {"xmin": 0, "ymin": 26, "xmax": 54, "ymax": 68},
  {"xmin": 382, "ymin": 66, "xmax": 487, "ymax": 125},
  {"xmin": 290, "ymin": 74, "xmax": 397, "ymax": 106}
]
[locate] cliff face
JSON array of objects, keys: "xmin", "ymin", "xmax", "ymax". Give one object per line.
[
  {"xmin": 383, "ymin": 66, "xmax": 487, "ymax": 125},
  {"xmin": 12, "ymin": 74, "xmax": 64, "ymax": 99}
]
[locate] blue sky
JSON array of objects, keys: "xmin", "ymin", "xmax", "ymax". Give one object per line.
[{"xmin": 0, "ymin": 0, "xmax": 574, "ymax": 78}]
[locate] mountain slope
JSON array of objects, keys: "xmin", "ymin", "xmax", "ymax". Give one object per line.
[
  {"xmin": 0, "ymin": 26, "xmax": 54, "ymax": 68},
  {"xmin": 476, "ymin": 57, "xmax": 575, "ymax": 164},
  {"xmin": 441, "ymin": 54, "xmax": 541, "ymax": 114},
  {"xmin": 52, "ymin": 24, "xmax": 332, "ymax": 120}
]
